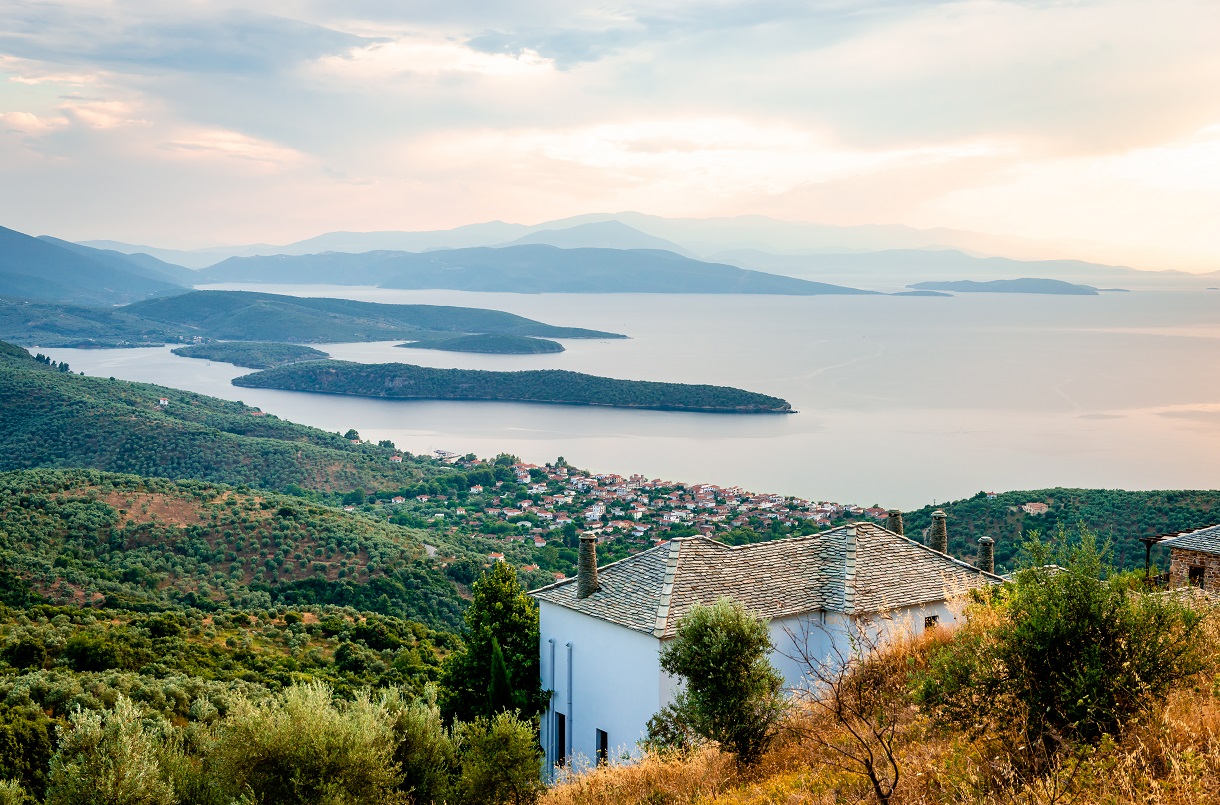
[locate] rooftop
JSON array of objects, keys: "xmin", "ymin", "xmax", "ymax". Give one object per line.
[
  {"xmin": 1161, "ymin": 524, "xmax": 1220, "ymax": 556},
  {"xmin": 530, "ymin": 522, "xmax": 1000, "ymax": 638}
]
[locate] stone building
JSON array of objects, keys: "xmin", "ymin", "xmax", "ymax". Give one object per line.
[{"xmin": 1161, "ymin": 525, "xmax": 1220, "ymax": 592}]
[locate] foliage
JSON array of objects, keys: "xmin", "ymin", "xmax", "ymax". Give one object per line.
[
  {"xmin": 233, "ymin": 360, "xmax": 794, "ymax": 413},
  {"xmin": 0, "ymin": 342, "xmax": 446, "ymax": 493},
  {"xmin": 45, "ymin": 695, "xmax": 176, "ymax": 805},
  {"xmin": 0, "ymin": 468, "xmax": 464, "ymax": 628},
  {"xmin": 171, "ymin": 342, "xmax": 329, "ymax": 369},
  {"xmin": 455, "ymin": 711, "xmax": 545, "ymax": 805},
  {"xmin": 400, "ymin": 333, "xmax": 564, "ymax": 355},
  {"xmin": 382, "ymin": 687, "xmax": 457, "ymax": 805},
  {"xmin": 0, "ymin": 780, "xmax": 27, "ymax": 805},
  {"xmin": 651, "ymin": 598, "xmax": 785, "ymax": 765},
  {"xmin": 915, "ymin": 527, "xmax": 1213, "ymax": 758},
  {"xmin": 904, "ymin": 488, "xmax": 1220, "ymax": 574},
  {"xmin": 210, "ymin": 682, "xmax": 404, "ymax": 805},
  {"xmin": 439, "ymin": 563, "xmax": 547, "ymax": 723}
]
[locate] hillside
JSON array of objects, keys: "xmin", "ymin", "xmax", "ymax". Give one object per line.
[
  {"xmin": 0, "ymin": 297, "xmax": 190, "ymax": 347},
  {"xmin": 908, "ymin": 278, "xmax": 1101, "ymax": 295},
  {"xmin": 232, "ymin": 360, "xmax": 796, "ymax": 413},
  {"xmin": 399, "ymin": 333, "xmax": 564, "ymax": 354},
  {"xmin": 0, "ymin": 467, "xmax": 464, "ymax": 628},
  {"xmin": 903, "ymin": 488, "xmax": 1220, "ymax": 574},
  {"xmin": 0, "ymin": 224, "xmax": 186, "ymax": 305},
  {"xmin": 171, "ymin": 341, "xmax": 330, "ymax": 368},
  {"xmin": 0, "ymin": 339, "xmax": 448, "ymax": 493},
  {"xmin": 196, "ymin": 245, "xmax": 876, "ymax": 295},
  {"xmin": 126, "ymin": 290, "xmax": 623, "ymax": 341}
]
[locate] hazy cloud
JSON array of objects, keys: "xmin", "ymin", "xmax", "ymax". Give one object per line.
[{"xmin": 0, "ymin": 0, "xmax": 1218, "ymax": 267}]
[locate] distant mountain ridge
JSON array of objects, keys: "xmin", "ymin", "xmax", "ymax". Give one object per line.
[
  {"xmin": 195, "ymin": 245, "xmax": 876, "ymax": 295},
  {"xmin": 0, "ymin": 225, "xmax": 188, "ymax": 305},
  {"xmin": 909, "ymin": 278, "xmax": 1101, "ymax": 295}
]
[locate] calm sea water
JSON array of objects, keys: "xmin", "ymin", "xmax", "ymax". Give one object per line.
[{"xmin": 35, "ymin": 285, "xmax": 1220, "ymax": 509}]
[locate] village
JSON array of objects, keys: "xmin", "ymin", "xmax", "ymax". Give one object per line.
[{"xmin": 351, "ymin": 453, "xmax": 907, "ymax": 582}]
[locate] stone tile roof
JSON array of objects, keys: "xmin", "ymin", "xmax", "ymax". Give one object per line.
[
  {"xmin": 530, "ymin": 522, "xmax": 1000, "ymax": 637},
  {"xmin": 1161, "ymin": 524, "xmax": 1220, "ymax": 556}
]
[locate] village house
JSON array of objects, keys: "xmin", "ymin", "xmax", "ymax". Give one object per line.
[
  {"xmin": 531, "ymin": 522, "xmax": 999, "ymax": 769},
  {"xmin": 1022, "ymin": 502, "xmax": 1050, "ymax": 515},
  {"xmin": 1160, "ymin": 524, "xmax": 1220, "ymax": 592}
]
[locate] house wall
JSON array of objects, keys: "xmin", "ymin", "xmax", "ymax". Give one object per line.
[
  {"xmin": 1170, "ymin": 548, "xmax": 1220, "ymax": 592},
  {"xmin": 538, "ymin": 598, "xmax": 963, "ymax": 772},
  {"xmin": 538, "ymin": 602, "xmax": 665, "ymax": 772}
]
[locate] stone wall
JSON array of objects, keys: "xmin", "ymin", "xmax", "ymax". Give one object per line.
[{"xmin": 1169, "ymin": 548, "xmax": 1220, "ymax": 592}]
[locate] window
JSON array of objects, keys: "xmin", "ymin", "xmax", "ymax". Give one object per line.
[
  {"xmin": 1189, "ymin": 566, "xmax": 1205, "ymax": 587},
  {"xmin": 924, "ymin": 615, "xmax": 939, "ymax": 630},
  {"xmin": 555, "ymin": 713, "xmax": 567, "ymax": 767},
  {"xmin": 596, "ymin": 729, "xmax": 609, "ymax": 765}
]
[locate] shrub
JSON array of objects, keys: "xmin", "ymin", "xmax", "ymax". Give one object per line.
[
  {"xmin": 0, "ymin": 780, "xmax": 27, "ymax": 805},
  {"xmin": 382, "ymin": 687, "xmax": 457, "ymax": 804},
  {"xmin": 649, "ymin": 598, "xmax": 785, "ymax": 765},
  {"xmin": 209, "ymin": 681, "xmax": 404, "ymax": 805},
  {"xmin": 916, "ymin": 528, "xmax": 1212, "ymax": 759},
  {"xmin": 45, "ymin": 696, "xmax": 175, "ymax": 805},
  {"xmin": 456, "ymin": 711, "xmax": 544, "ymax": 805}
]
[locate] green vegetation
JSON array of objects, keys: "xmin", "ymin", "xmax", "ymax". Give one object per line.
[
  {"xmin": 647, "ymin": 598, "xmax": 785, "ymax": 765},
  {"xmin": 127, "ymin": 290, "xmax": 622, "ymax": 342},
  {"xmin": 233, "ymin": 361, "xmax": 795, "ymax": 414},
  {"xmin": 399, "ymin": 334, "xmax": 565, "ymax": 355},
  {"xmin": 0, "ymin": 290, "xmax": 623, "ymax": 348},
  {"xmin": 438, "ymin": 563, "xmax": 546, "ymax": 724},
  {"xmin": 0, "ymin": 467, "xmax": 464, "ymax": 628},
  {"xmin": 171, "ymin": 341, "xmax": 330, "ymax": 369},
  {"xmin": 915, "ymin": 528, "xmax": 1210, "ymax": 755},
  {"xmin": 0, "ymin": 339, "xmax": 444, "ymax": 493},
  {"xmin": 903, "ymin": 488, "xmax": 1220, "ymax": 574}
]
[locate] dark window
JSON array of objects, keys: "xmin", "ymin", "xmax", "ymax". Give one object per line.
[
  {"xmin": 1189, "ymin": 566, "xmax": 1205, "ymax": 587},
  {"xmin": 924, "ymin": 615, "xmax": 939, "ymax": 630},
  {"xmin": 596, "ymin": 729, "xmax": 609, "ymax": 765},
  {"xmin": 555, "ymin": 713, "xmax": 567, "ymax": 767}
]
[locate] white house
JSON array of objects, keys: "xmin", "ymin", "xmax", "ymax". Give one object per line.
[{"xmin": 530, "ymin": 521, "xmax": 1000, "ymax": 770}]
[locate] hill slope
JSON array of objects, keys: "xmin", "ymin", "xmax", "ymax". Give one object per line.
[
  {"xmin": 197, "ymin": 245, "xmax": 875, "ymax": 295},
  {"xmin": 126, "ymin": 290, "xmax": 623, "ymax": 341},
  {"xmin": 0, "ymin": 340, "xmax": 444, "ymax": 493},
  {"xmin": 0, "ymin": 225, "xmax": 186, "ymax": 305},
  {"xmin": 904, "ymin": 488, "xmax": 1220, "ymax": 574}
]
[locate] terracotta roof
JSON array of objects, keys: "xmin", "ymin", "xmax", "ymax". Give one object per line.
[
  {"xmin": 530, "ymin": 522, "xmax": 1000, "ymax": 637},
  {"xmin": 1161, "ymin": 524, "xmax": 1220, "ymax": 556}
]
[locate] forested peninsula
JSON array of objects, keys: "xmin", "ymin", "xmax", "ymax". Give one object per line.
[
  {"xmin": 398, "ymin": 333, "xmax": 564, "ymax": 354},
  {"xmin": 232, "ymin": 360, "xmax": 795, "ymax": 413},
  {"xmin": 171, "ymin": 341, "xmax": 330, "ymax": 368}
]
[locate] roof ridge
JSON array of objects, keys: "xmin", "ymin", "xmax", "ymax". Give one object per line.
[
  {"xmin": 526, "ymin": 539, "xmax": 673, "ymax": 595},
  {"xmin": 653, "ymin": 540, "xmax": 683, "ymax": 637},
  {"xmin": 857, "ymin": 521, "xmax": 1007, "ymax": 582}
]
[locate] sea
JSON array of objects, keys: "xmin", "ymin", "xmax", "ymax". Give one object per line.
[{"xmin": 34, "ymin": 284, "xmax": 1220, "ymax": 509}]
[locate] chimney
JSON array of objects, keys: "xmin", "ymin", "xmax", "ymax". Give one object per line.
[
  {"xmin": 929, "ymin": 510, "xmax": 948, "ymax": 554},
  {"xmin": 577, "ymin": 534, "xmax": 599, "ymax": 598},
  {"xmin": 977, "ymin": 536, "xmax": 995, "ymax": 574},
  {"xmin": 885, "ymin": 509, "xmax": 904, "ymax": 536},
  {"xmin": 843, "ymin": 524, "xmax": 857, "ymax": 613}
]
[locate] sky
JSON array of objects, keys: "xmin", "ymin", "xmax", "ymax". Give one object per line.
[{"xmin": 1, "ymin": 0, "xmax": 1219, "ymax": 268}]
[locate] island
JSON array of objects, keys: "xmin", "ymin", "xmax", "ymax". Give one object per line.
[
  {"xmin": 232, "ymin": 360, "xmax": 795, "ymax": 413},
  {"xmin": 907, "ymin": 278, "xmax": 1099, "ymax": 295},
  {"xmin": 397, "ymin": 334, "xmax": 564, "ymax": 355},
  {"xmin": 171, "ymin": 341, "xmax": 330, "ymax": 369}
]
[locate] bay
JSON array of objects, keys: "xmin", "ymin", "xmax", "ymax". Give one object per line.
[{"xmin": 34, "ymin": 284, "xmax": 1220, "ymax": 509}]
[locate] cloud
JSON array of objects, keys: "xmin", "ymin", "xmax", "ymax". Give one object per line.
[{"xmin": 0, "ymin": 5, "xmax": 370, "ymax": 75}]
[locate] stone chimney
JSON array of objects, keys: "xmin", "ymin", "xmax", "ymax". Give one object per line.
[
  {"xmin": 929, "ymin": 510, "xmax": 948, "ymax": 554},
  {"xmin": 577, "ymin": 534, "xmax": 599, "ymax": 599},
  {"xmin": 885, "ymin": 509, "xmax": 904, "ymax": 536},
  {"xmin": 977, "ymin": 536, "xmax": 995, "ymax": 574}
]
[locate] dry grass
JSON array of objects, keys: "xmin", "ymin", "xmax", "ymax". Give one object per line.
[{"xmin": 542, "ymin": 622, "xmax": 1220, "ymax": 805}]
